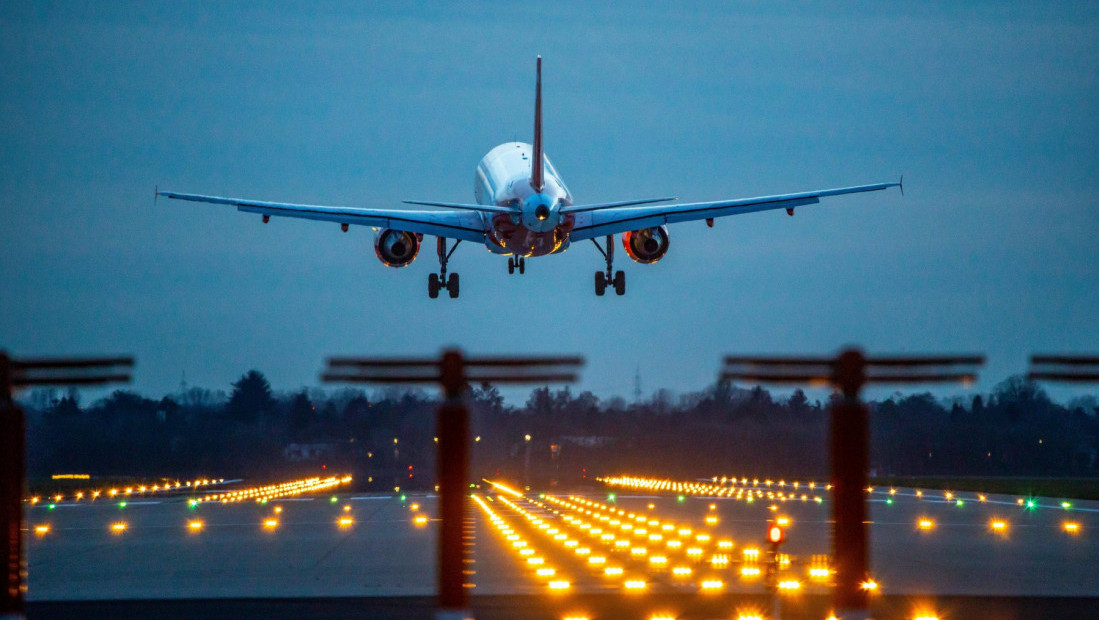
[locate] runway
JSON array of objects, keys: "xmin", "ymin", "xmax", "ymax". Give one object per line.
[{"xmin": 21, "ymin": 477, "xmax": 1099, "ymax": 618}]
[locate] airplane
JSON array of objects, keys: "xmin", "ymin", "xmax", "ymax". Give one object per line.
[{"xmin": 158, "ymin": 56, "xmax": 900, "ymax": 299}]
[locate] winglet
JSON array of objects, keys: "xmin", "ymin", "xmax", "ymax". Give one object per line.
[
  {"xmin": 531, "ymin": 56, "xmax": 544, "ymax": 192},
  {"xmin": 154, "ymin": 184, "xmax": 158, "ymax": 205},
  {"xmin": 898, "ymin": 174, "xmax": 904, "ymax": 197}
]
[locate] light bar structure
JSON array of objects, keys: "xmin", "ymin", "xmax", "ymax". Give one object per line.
[
  {"xmin": 322, "ymin": 349, "xmax": 582, "ymax": 619},
  {"xmin": 2, "ymin": 352, "xmax": 133, "ymax": 619},
  {"xmin": 1028, "ymin": 354, "xmax": 1099, "ymax": 383},
  {"xmin": 720, "ymin": 348, "xmax": 982, "ymax": 620}
]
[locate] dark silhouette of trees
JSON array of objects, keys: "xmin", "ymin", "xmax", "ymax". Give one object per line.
[
  {"xmin": 19, "ymin": 370, "xmax": 1098, "ymax": 492},
  {"xmin": 227, "ymin": 370, "xmax": 276, "ymax": 424}
]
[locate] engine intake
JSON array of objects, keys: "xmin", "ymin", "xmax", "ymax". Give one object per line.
[
  {"xmin": 622, "ymin": 225, "xmax": 670, "ymax": 264},
  {"xmin": 374, "ymin": 229, "xmax": 421, "ymax": 267}
]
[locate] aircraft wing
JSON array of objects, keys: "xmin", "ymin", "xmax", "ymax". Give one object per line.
[
  {"xmin": 157, "ymin": 191, "xmax": 488, "ymax": 243},
  {"xmin": 568, "ymin": 181, "xmax": 900, "ymax": 241}
]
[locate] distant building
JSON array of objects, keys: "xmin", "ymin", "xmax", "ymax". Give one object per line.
[{"xmin": 283, "ymin": 443, "xmax": 336, "ymax": 461}]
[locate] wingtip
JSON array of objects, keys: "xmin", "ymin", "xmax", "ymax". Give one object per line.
[
  {"xmin": 154, "ymin": 184, "xmax": 158, "ymax": 205},
  {"xmin": 898, "ymin": 174, "xmax": 904, "ymax": 196}
]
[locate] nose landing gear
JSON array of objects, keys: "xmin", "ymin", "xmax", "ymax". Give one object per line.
[
  {"xmin": 429, "ymin": 237, "xmax": 461, "ymax": 298},
  {"xmin": 507, "ymin": 255, "xmax": 526, "ymax": 275},
  {"xmin": 591, "ymin": 234, "xmax": 625, "ymax": 296}
]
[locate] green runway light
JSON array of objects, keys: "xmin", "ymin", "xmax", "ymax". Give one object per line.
[
  {"xmin": 1026, "ymin": 499, "xmax": 1036, "ymax": 510},
  {"xmin": 677, "ymin": 495, "xmax": 685, "ymax": 503},
  {"xmin": 118, "ymin": 501, "xmax": 127, "ymax": 509},
  {"xmin": 747, "ymin": 496, "xmax": 754, "ymax": 504},
  {"xmin": 400, "ymin": 494, "xmax": 407, "ymax": 502},
  {"xmin": 886, "ymin": 498, "xmax": 893, "ymax": 505},
  {"xmin": 331, "ymin": 496, "xmax": 338, "ymax": 503},
  {"xmin": 188, "ymin": 499, "xmax": 198, "ymax": 509},
  {"xmin": 815, "ymin": 497, "xmax": 823, "ymax": 504},
  {"xmin": 607, "ymin": 493, "xmax": 616, "ymax": 502},
  {"xmin": 1062, "ymin": 501, "xmax": 1072, "ymax": 510},
  {"xmin": 48, "ymin": 504, "xmax": 56, "ymax": 510},
  {"xmin": 956, "ymin": 500, "xmax": 964, "ymax": 507},
  {"xmin": 539, "ymin": 493, "xmax": 545, "ymax": 499}
]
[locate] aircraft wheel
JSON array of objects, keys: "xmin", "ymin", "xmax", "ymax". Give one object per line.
[
  {"xmin": 614, "ymin": 270, "xmax": 626, "ymax": 296},
  {"xmin": 595, "ymin": 271, "xmax": 606, "ymax": 296},
  {"xmin": 428, "ymin": 273, "xmax": 440, "ymax": 298},
  {"xmin": 519, "ymin": 256, "xmax": 526, "ymax": 274},
  {"xmin": 447, "ymin": 273, "xmax": 460, "ymax": 299},
  {"xmin": 508, "ymin": 258, "xmax": 515, "ymax": 274}
]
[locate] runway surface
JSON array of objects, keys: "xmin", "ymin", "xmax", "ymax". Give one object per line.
[{"xmin": 21, "ymin": 480, "xmax": 1099, "ymax": 617}]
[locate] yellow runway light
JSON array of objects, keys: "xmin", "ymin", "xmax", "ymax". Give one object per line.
[
  {"xmin": 536, "ymin": 567, "xmax": 556, "ymax": 577},
  {"xmin": 624, "ymin": 579, "xmax": 647, "ymax": 591},
  {"xmin": 187, "ymin": 520, "xmax": 203, "ymax": 531},
  {"xmin": 740, "ymin": 566, "xmax": 761, "ymax": 577},
  {"xmin": 1064, "ymin": 521, "xmax": 1081, "ymax": 534},
  {"xmin": 263, "ymin": 519, "xmax": 278, "ymax": 529},
  {"xmin": 587, "ymin": 556, "xmax": 606, "ymax": 565},
  {"xmin": 604, "ymin": 566, "xmax": 624, "ymax": 576},
  {"xmin": 990, "ymin": 519, "xmax": 1008, "ymax": 533},
  {"xmin": 700, "ymin": 579, "xmax": 724, "ymax": 592},
  {"xmin": 413, "ymin": 515, "xmax": 429, "ymax": 526},
  {"xmin": 778, "ymin": 579, "xmax": 801, "ymax": 591},
  {"xmin": 34, "ymin": 524, "xmax": 49, "ymax": 535},
  {"xmin": 671, "ymin": 566, "xmax": 692, "ymax": 577},
  {"xmin": 111, "ymin": 522, "xmax": 127, "ymax": 533},
  {"xmin": 548, "ymin": 580, "xmax": 570, "ymax": 590},
  {"xmin": 338, "ymin": 517, "xmax": 353, "ymax": 527},
  {"xmin": 918, "ymin": 518, "xmax": 934, "ymax": 531},
  {"xmin": 860, "ymin": 579, "xmax": 879, "ymax": 592}
]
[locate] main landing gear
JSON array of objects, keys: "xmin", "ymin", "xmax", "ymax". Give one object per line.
[
  {"xmin": 429, "ymin": 237, "xmax": 461, "ymax": 299},
  {"xmin": 591, "ymin": 234, "xmax": 625, "ymax": 296},
  {"xmin": 507, "ymin": 255, "xmax": 526, "ymax": 275}
]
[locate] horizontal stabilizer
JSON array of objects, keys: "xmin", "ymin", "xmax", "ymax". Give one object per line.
[
  {"xmin": 402, "ymin": 200, "xmax": 519, "ymax": 214},
  {"xmin": 561, "ymin": 197, "xmax": 679, "ymax": 214}
]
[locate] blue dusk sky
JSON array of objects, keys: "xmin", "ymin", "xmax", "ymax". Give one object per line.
[{"xmin": 2, "ymin": 2, "xmax": 1096, "ymax": 403}]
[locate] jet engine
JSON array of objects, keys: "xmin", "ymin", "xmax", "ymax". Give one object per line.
[
  {"xmin": 622, "ymin": 225, "xmax": 670, "ymax": 264},
  {"xmin": 373, "ymin": 229, "xmax": 421, "ymax": 267}
]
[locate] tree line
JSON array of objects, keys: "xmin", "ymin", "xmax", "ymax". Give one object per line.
[{"xmin": 21, "ymin": 371, "xmax": 1098, "ymax": 491}]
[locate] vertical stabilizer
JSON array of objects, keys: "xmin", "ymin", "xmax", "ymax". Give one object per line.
[{"xmin": 531, "ymin": 56, "xmax": 544, "ymax": 192}]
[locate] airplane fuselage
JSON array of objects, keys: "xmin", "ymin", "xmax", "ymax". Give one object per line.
[{"xmin": 475, "ymin": 142, "xmax": 575, "ymax": 257}]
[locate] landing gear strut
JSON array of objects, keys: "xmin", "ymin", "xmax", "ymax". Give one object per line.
[
  {"xmin": 591, "ymin": 234, "xmax": 625, "ymax": 296},
  {"xmin": 429, "ymin": 237, "xmax": 461, "ymax": 299},
  {"xmin": 507, "ymin": 255, "xmax": 526, "ymax": 275}
]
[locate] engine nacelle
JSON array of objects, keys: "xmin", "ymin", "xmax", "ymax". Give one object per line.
[
  {"xmin": 373, "ymin": 229, "xmax": 421, "ymax": 267},
  {"xmin": 622, "ymin": 225, "xmax": 670, "ymax": 264}
]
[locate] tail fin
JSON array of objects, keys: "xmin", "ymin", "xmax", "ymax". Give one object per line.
[{"xmin": 531, "ymin": 56, "xmax": 544, "ymax": 192}]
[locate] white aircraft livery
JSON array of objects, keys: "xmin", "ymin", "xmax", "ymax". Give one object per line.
[{"xmin": 158, "ymin": 57, "xmax": 900, "ymax": 298}]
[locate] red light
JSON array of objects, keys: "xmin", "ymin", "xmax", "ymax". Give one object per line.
[
  {"xmin": 322, "ymin": 464, "xmax": 326, "ymax": 470},
  {"xmin": 768, "ymin": 524, "xmax": 784, "ymax": 545}
]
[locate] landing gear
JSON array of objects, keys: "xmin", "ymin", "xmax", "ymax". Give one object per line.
[
  {"xmin": 430, "ymin": 237, "xmax": 462, "ymax": 299},
  {"xmin": 508, "ymin": 256, "xmax": 526, "ymax": 275},
  {"xmin": 591, "ymin": 234, "xmax": 625, "ymax": 296}
]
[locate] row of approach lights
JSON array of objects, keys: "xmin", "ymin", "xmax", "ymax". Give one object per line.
[
  {"xmin": 28, "ymin": 478, "xmax": 225, "ymax": 506},
  {"xmin": 35, "ymin": 486, "xmax": 432, "ymax": 536},
  {"xmin": 483, "ymin": 479, "xmax": 837, "ymax": 594},
  {"xmin": 600, "ymin": 474, "xmax": 1084, "ymax": 536}
]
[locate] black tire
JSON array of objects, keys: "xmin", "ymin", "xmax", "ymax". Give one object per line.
[
  {"xmin": 428, "ymin": 273, "xmax": 440, "ymax": 298},
  {"xmin": 508, "ymin": 258, "xmax": 515, "ymax": 274},
  {"xmin": 447, "ymin": 272, "xmax": 460, "ymax": 298},
  {"xmin": 614, "ymin": 270, "xmax": 626, "ymax": 296},
  {"xmin": 595, "ymin": 271, "xmax": 606, "ymax": 296},
  {"xmin": 519, "ymin": 256, "xmax": 526, "ymax": 274}
]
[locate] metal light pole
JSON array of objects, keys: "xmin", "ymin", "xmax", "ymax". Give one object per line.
[
  {"xmin": 1, "ymin": 352, "xmax": 133, "ymax": 619},
  {"xmin": 722, "ymin": 349, "xmax": 982, "ymax": 620},
  {"xmin": 323, "ymin": 350, "xmax": 581, "ymax": 620}
]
